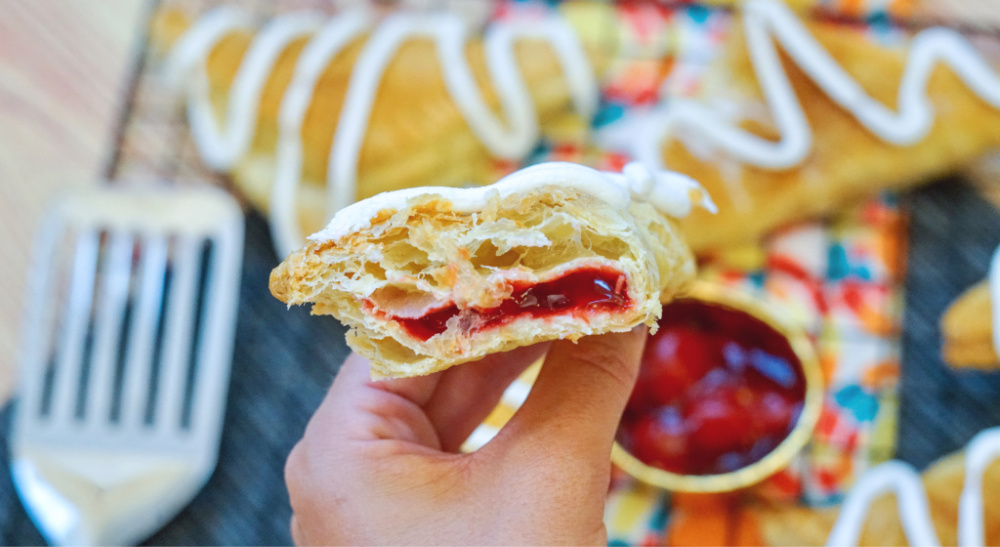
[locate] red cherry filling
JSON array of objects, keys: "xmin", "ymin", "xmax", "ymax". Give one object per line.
[
  {"xmin": 619, "ymin": 299, "xmax": 806, "ymax": 476},
  {"xmin": 385, "ymin": 268, "xmax": 631, "ymax": 342}
]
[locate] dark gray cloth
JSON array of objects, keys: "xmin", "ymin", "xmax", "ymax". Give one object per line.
[{"xmin": 3, "ymin": 179, "xmax": 1000, "ymax": 545}]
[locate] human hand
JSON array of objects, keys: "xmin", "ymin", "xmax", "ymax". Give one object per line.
[{"xmin": 285, "ymin": 327, "xmax": 648, "ymax": 545}]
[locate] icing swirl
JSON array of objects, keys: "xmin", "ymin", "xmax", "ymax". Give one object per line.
[
  {"xmin": 826, "ymin": 426, "xmax": 1000, "ymax": 547},
  {"xmin": 165, "ymin": 6, "xmax": 598, "ymax": 256},
  {"xmin": 165, "ymin": 0, "xmax": 1000, "ymax": 258},
  {"xmin": 633, "ymin": 0, "xmax": 1000, "ymax": 172}
]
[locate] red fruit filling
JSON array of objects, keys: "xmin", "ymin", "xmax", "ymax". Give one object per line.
[
  {"xmin": 618, "ymin": 299, "xmax": 806, "ymax": 476},
  {"xmin": 384, "ymin": 267, "xmax": 631, "ymax": 342}
]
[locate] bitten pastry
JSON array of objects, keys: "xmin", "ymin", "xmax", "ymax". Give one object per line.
[
  {"xmin": 151, "ymin": 3, "xmax": 615, "ymax": 255},
  {"xmin": 269, "ymin": 162, "xmax": 712, "ymax": 379},
  {"xmin": 625, "ymin": 0, "xmax": 1000, "ymax": 252}
]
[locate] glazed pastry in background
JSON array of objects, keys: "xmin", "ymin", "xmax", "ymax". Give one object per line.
[
  {"xmin": 151, "ymin": 3, "xmax": 616, "ymax": 256},
  {"xmin": 628, "ymin": 0, "xmax": 1000, "ymax": 253},
  {"xmin": 941, "ymin": 242, "xmax": 1000, "ymax": 369},
  {"xmin": 965, "ymin": 153, "xmax": 1000, "ymax": 207},
  {"xmin": 270, "ymin": 162, "xmax": 712, "ymax": 379},
  {"xmin": 941, "ymin": 280, "xmax": 998, "ymax": 368},
  {"xmin": 755, "ymin": 428, "xmax": 1000, "ymax": 546}
]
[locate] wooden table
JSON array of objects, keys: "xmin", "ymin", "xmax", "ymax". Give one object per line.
[{"xmin": 0, "ymin": 1, "xmax": 146, "ymax": 404}]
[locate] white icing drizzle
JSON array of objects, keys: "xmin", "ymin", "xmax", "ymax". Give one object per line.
[
  {"xmin": 826, "ymin": 426, "xmax": 1000, "ymax": 547},
  {"xmin": 307, "ymin": 161, "xmax": 714, "ymax": 244},
  {"xmin": 826, "ymin": 461, "xmax": 940, "ymax": 547},
  {"xmin": 168, "ymin": 10, "xmax": 326, "ymax": 170},
  {"xmin": 634, "ymin": 0, "xmax": 1000, "ymax": 172},
  {"xmin": 165, "ymin": 6, "xmax": 600, "ymax": 257},
  {"xmin": 325, "ymin": 12, "xmax": 597, "ymax": 229},
  {"xmin": 163, "ymin": 7, "xmax": 252, "ymax": 90},
  {"xmin": 991, "ymin": 244, "xmax": 1000, "ymax": 358},
  {"xmin": 165, "ymin": 0, "xmax": 1000, "ymax": 254},
  {"xmin": 605, "ymin": 162, "xmax": 717, "ymax": 219},
  {"xmin": 271, "ymin": 13, "xmax": 371, "ymax": 258},
  {"xmin": 959, "ymin": 427, "xmax": 1000, "ymax": 546}
]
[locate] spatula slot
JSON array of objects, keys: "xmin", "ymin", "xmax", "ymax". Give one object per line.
[
  {"xmin": 143, "ymin": 238, "xmax": 175, "ymax": 427},
  {"xmin": 49, "ymin": 229, "xmax": 99, "ymax": 424},
  {"xmin": 109, "ymin": 280, "xmax": 135, "ymax": 424},
  {"xmin": 81, "ymin": 230, "xmax": 136, "ymax": 427},
  {"xmin": 34, "ymin": 226, "xmax": 77, "ymax": 420},
  {"xmin": 119, "ymin": 232, "xmax": 168, "ymax": 431},
  {"xmin": 182, "ymin": 239, "xmax": 215, "ymax": 431}
]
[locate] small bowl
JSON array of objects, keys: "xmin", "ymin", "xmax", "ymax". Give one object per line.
[{"xmin": 610, "ymin": 281, "xmax": 824, "ymax": 493}]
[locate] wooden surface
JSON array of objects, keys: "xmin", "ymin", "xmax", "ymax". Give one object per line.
[{"xmin": 0, "ymin": 1, "xmax": 146, "ymax": 404}]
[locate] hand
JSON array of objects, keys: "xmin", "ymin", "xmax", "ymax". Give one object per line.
[{"xmin": 285, "ymin": 327, "xmax": 648, "ymax": 545}]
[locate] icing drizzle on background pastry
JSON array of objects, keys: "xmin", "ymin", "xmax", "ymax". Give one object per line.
[
  {"xmin": 164, "ymin": 6, "xmax": 598, "ymax": 256},
  {"xmin": 825, "ymin": 426, "xmax": 1000, "ymax": 546},
  {"xmin": 164, "ymin": 0, "xmax": 1000, "ymax": 254},
  {"xmin": 634, "ymin": 0, "xmax": 1000, "ymax": 171}
]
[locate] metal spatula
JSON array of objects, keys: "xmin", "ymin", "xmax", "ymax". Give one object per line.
[{"xmin": 9, "ymin": 186, "xmax": 244, "ymax": 546}]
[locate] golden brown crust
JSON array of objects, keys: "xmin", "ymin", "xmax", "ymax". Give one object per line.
[
  {"xmin": 668, "ymin": 19, "xmax": 1000, "ymax": 253},
  {"xmin": 942, "ymin": 280, "xmax": 999, "ymax": 369},
  {"xmin": 270, "ymin": 184, "xmax": 695, "ymax": 379}
]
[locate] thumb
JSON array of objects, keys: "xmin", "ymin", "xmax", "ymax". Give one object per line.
[{"xmin": 495, "ymin": 326, "xmax": 647, "ymax": 464}]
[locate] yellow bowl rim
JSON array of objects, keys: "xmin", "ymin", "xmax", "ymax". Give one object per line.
[{"xmin": 610, "ymin": 280, "xmax": 825, "ymax": 493}]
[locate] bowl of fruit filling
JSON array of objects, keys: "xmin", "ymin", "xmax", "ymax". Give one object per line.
[{"xmin": 613, "ymin": 282, "xmax": 823, "ymax": 493}]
